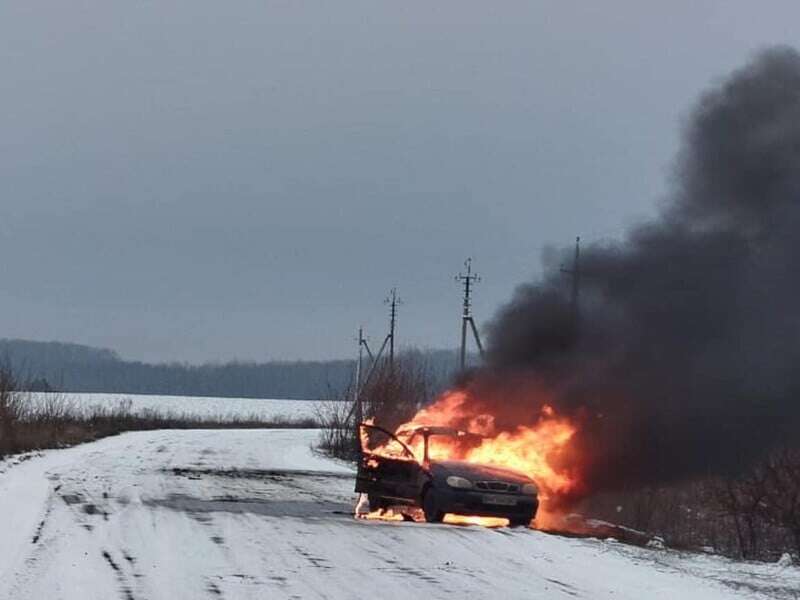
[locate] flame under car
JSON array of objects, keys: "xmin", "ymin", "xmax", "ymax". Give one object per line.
[{"xmin": 355, "ymin": 423, "xmax": 539, "ymax": 526}]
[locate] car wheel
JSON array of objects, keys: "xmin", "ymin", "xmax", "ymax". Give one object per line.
[
  {"xmin": 509, "ymin": 513, "xmax": 533, "ymax": 528},
  {"xmin": 422, "ymin": 488, "xmax": 445, "ymax": 523},
  {"xmin": 368, "ymin": 495, "xmax": 389, "ymax": 511}
]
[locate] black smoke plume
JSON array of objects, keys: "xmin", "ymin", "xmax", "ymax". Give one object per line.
[{"xmin": 479, "ymin": 47, "xmax": 800, "ymax": 493}]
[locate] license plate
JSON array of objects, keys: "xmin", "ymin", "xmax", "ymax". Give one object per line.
[{"xmin": 483, "ymin": 494, "xmax": 517, "ymax": 506}]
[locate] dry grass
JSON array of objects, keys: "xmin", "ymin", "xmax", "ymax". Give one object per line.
[
  {"xmin": 0, "ymin": 366, "xmax": 318, "ymax": 459},
  {"xmin": 582, "ymin": 457, "xmax": 800, "ymax": 561}
]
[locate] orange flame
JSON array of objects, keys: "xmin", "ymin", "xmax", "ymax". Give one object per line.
[
  {"xmin": 357, "ymin": 503, "xmax": 510, "ymax": 528},
  {"xmin": 443, "ymin": 514, "xmax": 509, "ymax": 528},
  {"xmin": 366, "ymin": 389, "xmax": 584, "ymax": 526}
]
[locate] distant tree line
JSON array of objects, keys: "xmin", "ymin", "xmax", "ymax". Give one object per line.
[{"xmin": 0, "ymin": 339, "xmax": 466, "ymax": 400}]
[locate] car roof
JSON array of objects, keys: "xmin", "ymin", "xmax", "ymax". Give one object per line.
[{"xmin": 396, "ymin": 425, "xmax": 480, "ymax": 437}]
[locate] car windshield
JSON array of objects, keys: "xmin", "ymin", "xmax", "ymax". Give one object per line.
[{"xmin": 397, "ymin": 428, "xmax": 484, "ymax": 463}]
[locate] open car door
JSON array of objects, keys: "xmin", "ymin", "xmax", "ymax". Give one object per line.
[{"xmin": 355, "ymin": 422, "xmax": 427, "ymax": 504}]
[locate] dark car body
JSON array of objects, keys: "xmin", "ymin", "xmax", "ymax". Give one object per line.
[{"xmin": 355, "ymin": 423, "xmax": 539, "ymax": 526}]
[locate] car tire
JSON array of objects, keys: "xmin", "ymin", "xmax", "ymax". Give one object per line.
[
  {"xmin": 368, "ymin": 495, "xmax": 389, "ymax": 511},
  {"xmin": 422, "ymin": 488, "xmax": 445, "ymax": 523},
  {"xmin": 509, "ymin": 513, "xmax": 533, "ymax": 528}
]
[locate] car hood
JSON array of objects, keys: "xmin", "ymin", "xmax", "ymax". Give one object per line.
[{"xmin": 429, "ymin": 460, "xmax": 534, "ymax": 485}]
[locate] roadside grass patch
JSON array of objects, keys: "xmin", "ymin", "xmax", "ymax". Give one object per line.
[{"xmin": 0, "ymin": 367, "xmax": 318, "ymax": 458}]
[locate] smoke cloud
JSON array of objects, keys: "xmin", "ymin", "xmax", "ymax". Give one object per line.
[{"xmin": 475, "ymin": 46, "xmax": 800, "ymax": 493}]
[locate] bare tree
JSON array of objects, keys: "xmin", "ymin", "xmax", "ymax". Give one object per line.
[
  {"xmin": 711, "ymin": 470, "xmax": 769, "ymax": 559},
  {"xmin": 317, "ymin": 352, "xmax": 434, "ymax": 461},
  {"xmin": 759, "ymin": 447, "xmax": 800, "ymax": 555},
  {"xmin": 0, "ymin": 365, "xmax": 21, "ymax": 455}
]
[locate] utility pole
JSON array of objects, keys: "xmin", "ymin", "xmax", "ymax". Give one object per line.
[
  {"xmin": 345, "ymin": 322, "xmax": 391, "ymax": 429},
  {"xmin": 560, "ymin": 236, "xmax": 581, "ymax": 318},
  {"xmin": 353, "ymin": 326, "xmax": 365, "ymax": 425},
  {"xmin": 360, "ymin": 289, "xmax": 396, "ymax": 387},
  {"xmin": 347, "ymin": 289, "xmax": 404, "ymax": 429},
  {"xmin": 456, "ymin": 258, "xmax": 485, "ymax": 370},
  {"xmin": 385, "ymin": 287, "xmax": 401, "ymax": 366}
]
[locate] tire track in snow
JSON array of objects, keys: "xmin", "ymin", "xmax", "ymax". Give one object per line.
[{"xmin": 101, "ymin": 549, "xmax": 137, "ymax": 600}]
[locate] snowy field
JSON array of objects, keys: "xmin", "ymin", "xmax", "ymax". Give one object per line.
[
  {"xmin": 27, "ymin": 392, "xmax": 327, "ymax": 421},
  {"xmin": 0, "ymin": 429, "xmax": 797, "ymax": 599}
]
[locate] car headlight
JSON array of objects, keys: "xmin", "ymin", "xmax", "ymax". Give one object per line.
[
  {"xmin": 446, "ymin": 476, "xmax": 473, "ymax": 489},
  {"xmin": 522, "ymin": 483, "xmax": 538, "ymax": 495}
]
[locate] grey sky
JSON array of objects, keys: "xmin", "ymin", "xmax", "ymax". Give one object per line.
[{"xmin": 1, "ymin": 2, "xmax": 798, "ymax": 363}]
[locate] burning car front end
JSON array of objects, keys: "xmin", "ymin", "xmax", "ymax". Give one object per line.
[{"xmin": 424, "ymin": 461, "xmax": 539, "ymax": 525}]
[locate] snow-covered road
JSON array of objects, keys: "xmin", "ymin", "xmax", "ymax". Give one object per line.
[{"xmin": 0, "ymin": 430, "xmax": 797, "ymax": 599}]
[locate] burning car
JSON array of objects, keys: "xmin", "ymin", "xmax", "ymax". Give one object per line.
[{"xmin": 355, "ymin": 422, "xmax": 539, "ymax": 527}]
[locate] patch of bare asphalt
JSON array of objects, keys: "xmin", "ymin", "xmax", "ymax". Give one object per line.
[
  {"xmin": 61, "ymin": 493, "xmax": 84, "ymax": 505},
  {"xmin": 144, "ymin": 493, "xmax": 351, "ymax": 519},
  {"xmin": 165, "ymin": 467, "xmax": 352, "ymax": 482},
  {"xmin": 151, "ymin": 467, "xmax": 354, "ymax": 519}
]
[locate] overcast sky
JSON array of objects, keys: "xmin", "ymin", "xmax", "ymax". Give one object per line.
[{"xmin": 1, "ymin": 2, "xmax": 798, "ymax": 363}]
